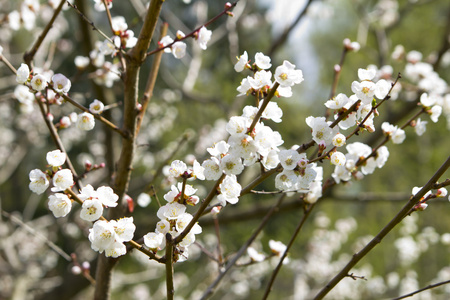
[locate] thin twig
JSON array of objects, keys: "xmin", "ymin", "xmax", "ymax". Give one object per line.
[
  {"xmin": 1, "ymin": 210, "xmax": 72, "ymax": 261},
  {"xmin": 165, "ymin": 234, "xmax": 175, "ymax": 300},
  {"xmin": 391, "ymin": 279, "xmax": 450, "ymax": 300},
  {"xmin": 146, "ymin": 1, "xmax": 238, "ymax": 57},
  {"xmin": 313, "ymin": 155, "xmax": 450, "ymax": 300},
  {"xmin": 200, "ymin": 194, "xmax": 286, "ymax": 300},
  {"xmin": 23, "ymin": 0, "xmax": 66, "ymax": 65},
  {"xmin": 262, "ymin": 201, "xmax": 315, "ymax": 299}
]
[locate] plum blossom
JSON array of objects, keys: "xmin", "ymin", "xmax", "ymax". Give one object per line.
[
  {"xmin": 77, "ymin": 112, "xmax": 95, "ymax": 131},
  {"xmin": 169, "ymin": 160, "xmax": 187, "ymax": 178},
  {"xmin": 48, "ymin": 193, "xmax": 72, "ymax": 218},
  {"xmin": 29, "ymin": 169, "xmax": 49, "ymax": 195},
  {"xmin": 330, "ymin": 151, "xmax": 346, "ymax": 166},
  {"xmin": 30, "ymin": 74, "xmax": 47, "ymax": 91},
  {"xmin": 248, "ymin": 70, "xmax": 272, "ymax": 90},
  {"xmin": 46, "ymin": 149, "xmax": 66, "ymax": 167},
  {"xmin": 274, "ymin": 60, "xmax": 304, "ymax": 87},
  {"xmin": 254, "ymin": 52, "xmax": 272, "ymax": 69},
  {"xmin": 89, "ymin": 99, "xmax": 104, "ymax": 114},
  {"xmin": 196, "ymin": 26, "xmax": 212, "ymax": 50},
  {"xmin": 51, "ymin": 169, "xmax": 73, "ymax": 192},
  {"xmin": 52, "ymin": 73, "xmax": 71, "ymax": 94},
  {"xmin": 325, "ymin": 93, "xmax": 349, "ymax": 109},
  {"xmin": 217, "ymin": 175, "xmax": 241, "ymax": 205},
  {"xmin": 172, "ymin": 42, "xmax": 186, "ymax": 59},
  {"xmin": 144, "ymin": 232, "xmax": 165, "ymax": 250},
  {"xmin": 16, "ymin": 63, "xmax": 30, "ymax": 84},
  {"xmin": 234, "ymin": 51, "xmax": 248, "ymax": 72}
]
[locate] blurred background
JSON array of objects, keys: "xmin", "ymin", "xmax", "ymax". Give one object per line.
[{"xmin": 0, "ymin": 0, "xmax": 450, "ymax": 299}]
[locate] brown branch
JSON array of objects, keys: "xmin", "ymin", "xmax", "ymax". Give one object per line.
[
  {"xmin": 94, "ymin": 1, "xmax": 166, "ymax": 299},
  {"xmin": 200, "ymin": 194, "xmax": 286, "ymax": 300},
  {"xmin": 56, "ymin": 91, "xmax": 126, "ymax": 137},
  {"xmin": 165, "ymin": 234, "xmax": 175, "ymax": 300},
  {"xmin": 313, "ymin": 154, "xmax": 450, "ymax": 300},
  {"xmin": 268, "ymin": 0, "xmax": 315, "ymax": 57},
  {"xmin": 262, "ymin": 201, "xmax": 315, "ymax": 299},
  {"xmin": 136, "ymin": 22, "xmax": 168, "ymax": 134},
  {"xmin": 23, "ymin": 0, "xmax": 66, "ymax": 65},
  {"xmin": 173, "ymin": 174, "xmax": 225, "ymax": 245},
  {"xmin": 146, "ymin": 2, "xmax": 238, "ymax": 57},
  {"xmin": 392, "ymin": 279, "xmax": 450, "ymax": 300}
]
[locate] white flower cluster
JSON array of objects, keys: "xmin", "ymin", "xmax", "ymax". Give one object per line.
[
  {"xmin": 159, "ymin": 26, "xmax": 212, "ymax": 59},
  {"xmin": 331, "ymin": 142, "xmax": 389, "ymax": 184},
  {"xmin": 79, "ymin": 184, "xmax": 119, "ymax": 221},
  {"xmin": 89, "ymin": 217, "xmax": 136, "ymax": 258},
  {"xmin": 14, "ymin": 64, "xmax": 74, "ymax": 113},
  {"xmin": 29, "ymin": 150, "xmax": 73, "ymax": 196},
  {"xmin": 402, "ymin": 50, "xmax": 450, "ymax": 130},
  {"xmin": 143, "ymin": 160, "xmax": 205, "ymax": 262},
  {"xmin": 235, "ymin": 52, "xmax": 304, "ymax": 98},
  {"xmin": 381, "ymin": 122, "xmax": 406, "ymax": 144}
]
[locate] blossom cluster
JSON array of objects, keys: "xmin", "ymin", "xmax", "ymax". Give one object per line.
[
  {"xmin": 159, "ymin": 26, "xmax": 212, "ymax": 59},
  {"xmin": 143, "ymin": 160, "xmax": 205, "ymax": 262},
  {"xmin": 28, "ymin": 149, "xmax": 135, "ymax": 257},
  {"xmin": 235, "ymin": 52, "xmax": 304, "ymax": 98}
]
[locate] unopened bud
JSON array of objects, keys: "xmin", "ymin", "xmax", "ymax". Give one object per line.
[
  {"xmin": 225, "ymin": 2, "xmax": 232, "ymax": 9},
  {"xmin": 437, "ymin": 188, "xmax": 448, "ymax": 198},
  {"xmin": 71, "ymin": 265, "xmax": 82, "ymax": 275},
  {"xmin": 211, "ymin": 206, "xmax": 221, "ymax": 215},
  {"xmin": 82, "ymin": 261, "xmax": 90, "ymax": 270},
  {"xmin": 416, "ymin": 203, "xmax": 428, "ymax": 211},
  {"xmin": 334, "ymin": 64, "xmax": 341, "ymax": 73},
  {"xmin": 186, "ymin": 195, "xmax": 200, "ymax": 206},
  {"xmin": 85, "ymin": 160, "xmax": 92, "ymax": 171},
  {"xmin": 126, "ymin": 195, "xmax": 134, "ymax": 213}
]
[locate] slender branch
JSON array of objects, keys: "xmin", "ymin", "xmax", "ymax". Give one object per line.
[
  {"xmin": 247, "ymin": 82, "xmax": 280, "ymax": 134},
  {"xmin": 146, "ymin": 2, "xmax": 238, "ymax": 57},
  {"xmin": 67, "ymin": 1, "xmax": 119, "ymax": 50},
  {"xmin": 173, "ymin": 174, "xmax": 225, "ymax": 244},
  {"xmin": 1, "ymin": 209, "xmax": 72, "ymax": 262},
  {"xmin": 165, "ymin": 234, "xmax": 175, "ymax": 300},
  {"xmin": 23, "ymin": 0, "xmax": 66, "ymax": 65},
  {"xmin": 262, "ymin": 202, "xmax": 315, "ymax": 299},
  {"xmin": 136, "ymin": 22, "xmax": 168, "ymax": 134},
  {"xmin": 200, "ymin": 194, "xmax": 286, "ymax": 300},
  {"xmin": 268, "ymin": 0, "xmax": 315, "ymax": 57},
  {"xmin": 36, "ymin": 96, "xmax": 81, "ymax": 189},
  {"xmin": 313, "ymin": 155, "xmax": 450, "ymax": 300},
  {"xmin": 392, "ymin": 279, "xmax": 450, "ymax": 300},
  {"xmin": 56, "ymin": 91, "xmax": 126, "ymax": 137}
]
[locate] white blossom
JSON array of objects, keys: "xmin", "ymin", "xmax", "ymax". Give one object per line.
[
  {"xmin": 51, "ymin": 169, "xmax": 73, "ymax": 192},
  {"xmin": 172, "ymin": 42, "xmax": 186, "ymax": 59},
  {"xmin": 274, "ymin": 60, "xmax": 304, "ymax": 87},
  {"xmin": 254, "ymin": 52, "xmax": 272, "ymax": 69},
  {"xmin": 330, "ymin": 151, "xmax": 346, "ymax": 166},
  {"xmin": 48, "ymin": 193, "xmax": 72, "ymax": 218},
  {"xmin": 16, "ymin": 63, "xmax": 30, "ymax": 83},
  {"xmin": 89, "ymin": 99, "xmax": 105, "ymax": 114},
  {"xmin": 52, "ymin": 73, "xmax": 71, "ymax": 94},
  {"xmin": 144, "ymin": 232, "xmax": 165, "ymax": 250},
  {"xmin": 30, "ymin": 74, "xmax": 48, "ymax": 91},
  {"xmin": 197, "ymin": 26, "xmax": 212, "ymax": 50},
  {"xmin": 46, "ymin": 149, "xmax": 66, "ymax": 167},
  {"xmin": 234, "ymin": 51, "xmax": 248, "ymax": 72},
  {"xmin": 217, "ymin": 175, "xmax": 241, "ymax": 205},
  {"xmin": 80, "ymin": 198, "xmax": 103, "ymax": 221},
  {"xmin": 77, "ymin": 112, "xmax": 95, "ymax": 131},
  {"xmin": 29, "ymin": 169, "xmax": 49, "ymax": 195}
]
